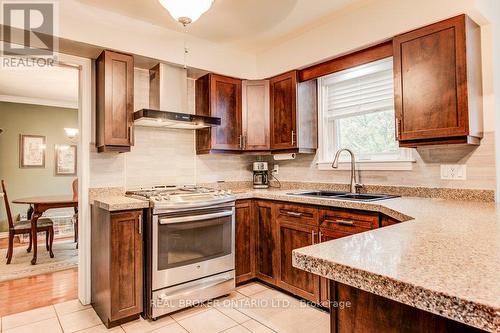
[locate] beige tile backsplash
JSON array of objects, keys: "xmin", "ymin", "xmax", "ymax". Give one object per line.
[
  {"xmin": 89, "ymin": 67, "xmax": 496, "ymax": 191},
  {"xmin": 268, "ymin": 132, "xmax": 496, "ymax": 190}
]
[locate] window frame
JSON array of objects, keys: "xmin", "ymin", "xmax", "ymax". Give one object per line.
[{"xmin": 316, "ymin": 55, "xmax": 414, "ymax": 171}]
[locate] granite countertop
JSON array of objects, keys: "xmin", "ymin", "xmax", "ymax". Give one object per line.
[
  {"xmin": 92, "ymin": 195, "xmax": 150, "ymax": 211},
  {"xmin": 255, "ymin": 190, "xmax": 500, "ymax": 332},
  {"xmin": 90, "ymin": 187, "xmax": 499, "ymax": 331}
]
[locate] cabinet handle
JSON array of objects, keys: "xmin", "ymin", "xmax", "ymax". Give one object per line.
[
  {"xmin": 285, "ymin": 211, "xmax": 302, "ymax": 218},
  {"xmin": 311, "ymin": 230, "xmax": 315, "ymax": 245},
  {"xmin": 138, "ymin": 214, "xmax": 142, "ymax": 234},
  {"xmin": 336, "ymin": 219, "xmax": 355, "ymax": 226},
  {"xmin": 324, "ymin": 219, "xmax": 355, "ymax": 226},
  {"xmin": 291, "ymin": 130, "xmax": 295, "ymax": 146},
  {"xmin": 319, "ymin": 231, "xmax": 323, "ymax": 242},
  {"xmin": 395, "ymin": 118, "xmax": 401, "ymax": 139},
  {"xmin": 243, "ymin": 134, "xmax": 247, "ymax": 150},
  {"xmin": 239, "ymin": 135, "xmax": 243, "ymax": 150},
  {"xmin": 129, "ymin": 126, "xmax": 134, "ymax": 144}
]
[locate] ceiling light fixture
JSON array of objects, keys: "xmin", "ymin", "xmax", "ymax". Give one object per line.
[{"xmin": 158, "ymin": 0, "xmax": 214, "ymax": 26}]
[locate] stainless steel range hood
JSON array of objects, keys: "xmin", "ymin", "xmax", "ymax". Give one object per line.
[
  {"xmin": 134, "ymin": 63, "xmax": 219, "ymax": 130},
  {"xmin": 134, "ymin": 109, "xmax": 220, "ymax": 129}
]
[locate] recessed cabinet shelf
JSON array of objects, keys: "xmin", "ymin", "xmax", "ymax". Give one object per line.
[{"xmin": 393, "ymin": 14, "xmax": 483, "ymax": 147}]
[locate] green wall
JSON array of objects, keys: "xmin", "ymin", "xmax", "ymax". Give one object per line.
[{"xmin": 0, "ymin": 102, "xmax": 78, "ymax": 232}]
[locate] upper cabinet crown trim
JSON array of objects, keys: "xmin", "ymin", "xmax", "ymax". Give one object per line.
[{"xmin": 298, "ymin": 41, "xmax": 393, "ymax": 82}]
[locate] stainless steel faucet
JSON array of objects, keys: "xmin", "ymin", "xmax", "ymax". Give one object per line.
[{"xmin": 331, "ymin": 148, "xmax": 363, "ymax": 194}]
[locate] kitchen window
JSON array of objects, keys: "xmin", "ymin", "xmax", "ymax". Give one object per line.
[{"xmin": 317, "ymin": 57, "xmax": 413, "ymax": 170}]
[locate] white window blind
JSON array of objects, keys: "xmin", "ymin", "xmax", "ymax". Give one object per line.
[{"xmin": 318, "ymin": 57, "xmax": 412, "ymax": 167}]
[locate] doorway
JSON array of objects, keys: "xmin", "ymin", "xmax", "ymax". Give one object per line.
[{"xmin": 0, "ymin": 49, "xmax": 92, "ymax": 315}]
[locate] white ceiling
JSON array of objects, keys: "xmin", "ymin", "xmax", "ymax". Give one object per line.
[
  {"xmin": 0, "ymin": 65, "xmax": 79, "ymax": 109},
  {"xmin": 76, "ymin": 0, "xmax": 362, "ymax": 51}
]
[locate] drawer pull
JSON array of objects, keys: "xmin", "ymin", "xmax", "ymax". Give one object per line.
[
  {"xmin": 324, "ymin": 219, "xmax": 355, "ymax": 226},
  {"xmin": 285, "ymin": 211, "xmax": 302, "ymax": 218},
  {"xmin": 336, "ymin": 219, "xmax": 355, "ymax": 226},
  {"xmin": 311, "ymin": 230, "xmax": 315, "ymax": 244}
]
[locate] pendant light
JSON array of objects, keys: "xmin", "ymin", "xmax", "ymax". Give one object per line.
[{"xmin": 158, "ymin": 0, "xmax": 214, "ymax": 26}]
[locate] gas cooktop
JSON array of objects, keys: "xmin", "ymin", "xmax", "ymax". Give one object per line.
[{"xmin": 126, "ymin": 185, "xmax": 235, "ymax": 211}]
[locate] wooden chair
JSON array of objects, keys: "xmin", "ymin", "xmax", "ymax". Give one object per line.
[
  {"xmin": 1, "ymin": 180, "xmax": 54, "ymax": 264},
  {"xmin": 72, "ymin": 178, "xmax": 78, "ymax": 248}
]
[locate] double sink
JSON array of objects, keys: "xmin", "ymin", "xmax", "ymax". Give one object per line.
[{"xmin": 289, "ymin": 190, "xmax": 398, "ymax": 202}]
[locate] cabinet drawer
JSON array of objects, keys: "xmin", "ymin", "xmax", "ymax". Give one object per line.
[
  {"xmin": 275, "ymin": 203, "xmax": 318, "ymax": 226},
  {"xmin": 320, "ymin": 208, "xmax": 378, "ymax": 234}
]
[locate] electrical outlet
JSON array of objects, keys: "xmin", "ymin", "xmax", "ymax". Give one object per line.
[
  {"xmin": 440, "ymin": 164, "xmax": 466, "ymax": 180},
  {"xmin": 272, "ymin": 164, "xmax": 279, "ymax": 175}
]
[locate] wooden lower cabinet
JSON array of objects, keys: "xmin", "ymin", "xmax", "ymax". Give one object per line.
[
  {"xmin": 318, "ymin": 227, "xmax": 340, "ymax": 306},
  {"xmin": 381, "ymin": 214, "xmax": 401, "ymax": 227},
  {"xmin": 91, "ymin": 206, "xmax": 143, "ymax": 328},
  {"xmin": 235, "ymin": 200, "xmax": 255, "ymax": 283},
  {"xmin": 330, "ymin": 281, "xmax": 485, "ymax": 333},
  {"xmin": 254, "ymin": 200, "xmax": 278, "ymax": 284},
  {"xmin": 235, "ymin": 199, "xmax": 397, "ymax": 309},
  {"xmin": 277, "ymin": 220, "xmax": 319, "ymax": 302}
]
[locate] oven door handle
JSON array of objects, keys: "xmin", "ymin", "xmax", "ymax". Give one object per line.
[{"xmin": 159, "ymin": 210, "xmax": 233, "ymax": 224}]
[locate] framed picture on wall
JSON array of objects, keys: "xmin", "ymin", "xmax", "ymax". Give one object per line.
[
  {"xmin": 55, "ymin": 144, "xmax": 77, "ymax": 176},
  {"xmin": 19, "ymin": 134, "xmax": 46, "ymax": 168}
]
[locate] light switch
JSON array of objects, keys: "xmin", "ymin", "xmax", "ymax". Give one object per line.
[{"xmin": 440, "ymin": 164, "xmax": 466, "ymax": 180}]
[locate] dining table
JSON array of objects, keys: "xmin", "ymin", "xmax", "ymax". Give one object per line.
[{"xmin": 12, "ymin": 195, "xmax": 78, "ymax": 265}]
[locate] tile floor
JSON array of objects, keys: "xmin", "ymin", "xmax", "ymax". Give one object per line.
[{"xmin": 0, "ymin": 282, "xmax": 329, "ymax": 333}]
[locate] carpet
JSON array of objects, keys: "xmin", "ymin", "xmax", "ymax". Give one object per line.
[{"xmin": 0, "ymin": 240, "xmax": 78, "ymax": 282}]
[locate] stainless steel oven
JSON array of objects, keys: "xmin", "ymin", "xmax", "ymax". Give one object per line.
[{"xmin": 150, "ymin": 202, "xmax": 236, "ymax": 318}]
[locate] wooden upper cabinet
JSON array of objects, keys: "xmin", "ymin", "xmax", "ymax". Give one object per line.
[
  {"xmin": 196, "ymin": 73, "xmax": 242, "ymax": 153},
  {"xmin": 393, "ymin": 15, "xmax": 483, "ymax": 147},
  {"xmin": 242, "ymin": 80, "xmax": 270, "ymax": 150},
  {"xmin": 269, "ymin": 71, "xmax": 318, "ymax": 152},
  {"xmin": 270, "ymin": 71, "xmax": 297, "ymax": 150},
  {"xmin": 96, "ymin": 50, "xmax": 134, "ymax": 153}
]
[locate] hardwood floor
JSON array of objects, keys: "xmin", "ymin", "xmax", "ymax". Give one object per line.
[
  {"xmin": 0, "ymin": 267, "xmax": 78, "ymax": 317},
  {"xmin": 0, "ymin": 236, "xmax": 78, "ymax": 317}
]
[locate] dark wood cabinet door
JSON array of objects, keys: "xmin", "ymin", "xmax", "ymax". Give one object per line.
[
  {"xmin": 331, "ymin": 281, "xmax": 485, "ymax": 333},
  {"xmin": 96, "ymin": 50, "xmax": 134, "ymax": 150},
  {"xmin": 235, "ymin": 200, "xmax": 255, "ymax": 284},
  {"xmin": 380, "ymin": 214, "xmax": 400, "ymax": 227},
  {"xmin": 195, "ymin": 75, "xmax": 211, "ymax": 153},
  {"xmin": 270, "ymin": 71, "xmax": 297, "ymax": 150},
  {"xmin": 255, "ymin": 201, "xmax": 277, "ymax": 284},
  {"xmin": 394, "ymin": 15, "xmax": 468, "ymax": 141},
  {"xmin": 211, "ymin": 74, "xmax": 242, "ymax": 150},
  {"xmin": 110, "ymin": 210, "xmax": 143, "ymax": 321},
  {"xmin": 318, "ymin": 227, "xmax": 343, "ymax": 306},
  {"xmin": 277, "ymin": 220, "xmax": 319, "ymax": 302}
]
